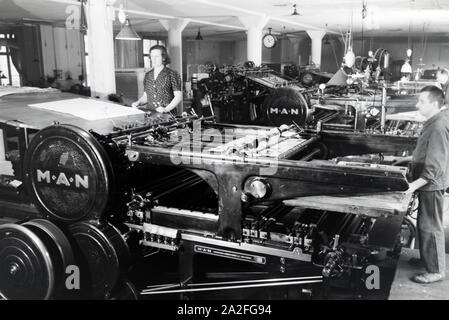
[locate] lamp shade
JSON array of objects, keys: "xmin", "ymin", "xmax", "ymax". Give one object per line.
[
  {"xmin": 195, "ymin": 29, "xmax": 203, "ymax": 41},
  {"xmin": 116, "ymin": 19, "xmax": 141, "ymax": 41}
]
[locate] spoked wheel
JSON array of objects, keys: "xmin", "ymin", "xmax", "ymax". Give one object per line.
[
  {"xmin": 0, "ymin": 223, "xmax": 55, "ymax": 299},
  {"xmin": 68, "ymin": 221, "xmax": 130, "ymax": 299}
]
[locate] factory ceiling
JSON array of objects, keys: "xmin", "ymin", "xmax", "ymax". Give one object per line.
[{"xmin": 0, "ymin": 0, "xmax": 449, "ymax": 40}]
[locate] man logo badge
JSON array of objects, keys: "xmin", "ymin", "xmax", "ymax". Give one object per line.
[{"xmin": 36, "ymin": 169, "xmax": 89, "ymax": 189}]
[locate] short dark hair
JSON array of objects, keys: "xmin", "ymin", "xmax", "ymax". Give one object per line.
[
  {"xmin": 420, "ymin": 85, "xmax": 444, "ymax": 106},
  {"xmin": 149, "ymin": 45, "xmax": 170, "ymax": 65}
]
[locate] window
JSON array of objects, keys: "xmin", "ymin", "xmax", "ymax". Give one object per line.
[
  {"xmin": 143, "ymin": 39, "xmax": 166, "ymax": 69},
  {"xmin": 0, "ymin": 33, "xmax": 20, "ymax": 87}
]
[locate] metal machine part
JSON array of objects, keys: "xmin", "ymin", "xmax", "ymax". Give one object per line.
[
  {"xmin": 23, "ymin": 124, "xmax": 115, "ymax": 223},
  {"xmin": 0, "ymin": 110, "xmax": 419, "ymax": 298},
  {"xmin": 68, "ymin": 221, "xmax": 130, "ymax": 299},
  {"xmin": 0, "ymin": 221, "xmax": 73, "ymax": 300}
]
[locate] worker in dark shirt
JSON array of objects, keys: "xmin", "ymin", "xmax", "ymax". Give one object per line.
[
  {"xmin": 436, "ymin": 68, "xmax": 449, "ymax": 106},
  {"xmin": 407, "ymin": 85, "xmax": 449, "ymax": 284},
  {"xmin": 132, "ymin": 45, "xmax": 182, "ymax": 118}
]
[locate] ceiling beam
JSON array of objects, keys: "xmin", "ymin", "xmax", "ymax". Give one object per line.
[{"xmin": 189, "ymin": 0, "xmax": 339, "ymax": 34}]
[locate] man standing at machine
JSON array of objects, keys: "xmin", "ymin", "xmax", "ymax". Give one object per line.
[
  {"xmin": 407, "ymin": 85, "xmax": 449, "ymax": 284},
  {"xmin": 132, "ymin": 45, "xmax": 182, "ymax": 118}
]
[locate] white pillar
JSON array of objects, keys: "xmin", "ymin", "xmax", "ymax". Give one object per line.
[
  {"xmin": 86, "ymin": 0, "xmax": 116, "ymax": 98},
  {"xmin": 159, "ymin": 19, "xmax": 188, "ymax": 79},
  {"xmin": 159, "ymin": 19, "xmax": 188, "ymax": 115},
  {"xmin": 306, "ymin": 30, "xmax": 326, "ymax": 69},
  {"xmin": 238, "ymin": 15, "xmax": 269, "ymax": 66}
]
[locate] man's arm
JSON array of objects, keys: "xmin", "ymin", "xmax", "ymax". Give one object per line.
[
  {"xmin": 407, "ymin": 177, "xmax": 428, "ymax": 193},
  {"xmin": 420, "ymin": 128, "xmax": 449, "ymax": 185}
]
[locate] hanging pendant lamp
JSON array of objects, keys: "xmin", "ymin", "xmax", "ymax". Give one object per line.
[
  {"xmin": 116, "ymin": 18, "xmax": 141, "ymax": 41},
  {"xmin": 195, "ymin": 28, "xmax": 203, "ymax": 41}
]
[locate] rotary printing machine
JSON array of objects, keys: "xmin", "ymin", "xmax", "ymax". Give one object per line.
[
  {"xmin": 0, "ymin": 90, "xmax": 419, "ymax": 299},
  {"xmin": 192, "ymin": 61, "xmax": 422, "ymax": 139}
]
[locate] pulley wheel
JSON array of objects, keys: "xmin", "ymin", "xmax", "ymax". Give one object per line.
[
  {"xmin": 0, "ymin": 223, "xmax": 55, "ymax": 299},
  {"xmin": 23, "ymin": 124, "xmax": 115, "ymax": 223},
  {"xmin": 68, "ymin": 221, "xmax": 130, "ymax": 299},
  {"xmin": 262, "ymin": 87, "xmax": 310, "ymax": 127},
  {"xmin": 110, "ymin": 280, "xmax": 140, "ymax": 300},
  {"xmin": 22, "ymin": 219, "xmax": 75, "ymax": 297}
]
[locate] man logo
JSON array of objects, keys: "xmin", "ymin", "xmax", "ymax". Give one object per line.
[
  {"xmin": 36, "ymin": 169, "xmax": 89, "ymax": 189},
  {"xmin": 269, "ymin": 107, "xmax": 299, "ymax": 115}
]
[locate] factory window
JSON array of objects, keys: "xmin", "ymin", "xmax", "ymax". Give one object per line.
[
  {"xmin": 143, "ymin": 39, "xmax": 166, "ymax": 69},
  {"xmin": 0, "ymin": 33, "xmax": 20, "ymax": 87}
]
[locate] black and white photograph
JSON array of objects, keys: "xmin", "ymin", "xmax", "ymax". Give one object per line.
[{"xmin": 0, "ymin": 0, "xmax": 449, "ymax": 304}]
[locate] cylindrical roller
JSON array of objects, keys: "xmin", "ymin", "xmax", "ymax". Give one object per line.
[
  {"xmin": 22, "ymin": 219, "xmax": 75, "ymax": 298},
  {"xmin": 110, "ymin": 280, "xmax": 140, "ymax": 300},
  {"xmin": 23, "ymin": 124, "xmax": 115, "ymax": 223},
  {"xmin": 0, "ymin": 223, "xmax": 55, "ymax": 300},
  {"xmin": 262, "ymin": 87, "xmax": 310, "ymax": 127},
  {"xmin": 68, "ymin": 221, "xmax": 130, "ymax": 299}
]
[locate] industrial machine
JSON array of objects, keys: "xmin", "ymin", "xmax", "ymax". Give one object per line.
[
  {"xmin": 0, "ymin": 88, "xmax": 419, "ymax": 300},
  {"xmin": 191, "ymin": 55, "xmax": 421, "ymax": 139}
]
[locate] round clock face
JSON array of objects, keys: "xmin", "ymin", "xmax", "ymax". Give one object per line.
[{"xmin": 263, "ymin": 34, "xmax": 277, "ymax": 48}]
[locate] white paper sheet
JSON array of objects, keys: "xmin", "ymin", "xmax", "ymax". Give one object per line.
[
  {"xmin": 0, "ymin": 86, "xmax": 58, "ymax": 98},
  {"xmin": 29, "ymin": 98, "xmax": 144, "ymax": 120}
]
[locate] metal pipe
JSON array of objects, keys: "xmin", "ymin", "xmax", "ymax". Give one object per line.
[
  {"xmin": 143, "ymin": 275, "xmax": 322, "ymax": 291},
  {"xmin": 299, "ymin": 148, "xmax": 321, "ymax": 161},
  {"xmin": 141, "ymin": 279, "xmax": 322, "ymax": 295},
  {"xmin": 380, "ymin": 84, "xmax": 387, "ymax": 132}
]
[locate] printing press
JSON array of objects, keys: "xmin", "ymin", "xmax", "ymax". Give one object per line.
[{"xmin": 0, "ymin": 89, "xmax": 420, "ymax": 299}]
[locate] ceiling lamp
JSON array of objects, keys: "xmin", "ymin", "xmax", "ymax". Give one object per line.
[
  {"xmin": 291, "ymin": 4, "xmax": 301, "ymax": 16},
  {"xmin": 116, "ymin": 18, "xmax": 141, "ymax": 41},
  {"xmin": 362, "ymin": 0, "xmax": 368, "ymax": 19},
  {"xmin": 406, "ymin": 48, "xmax": 412, "ymax": 58},
  {"xmin": 195, "ymin": 28, "xmax": 203, "ymax": 41},
  {"xmin": 117, "ymin": 4, "xmax": 127, "ymax": 24},
  {"xmin": 116, "ymin": 0, "xmax": 140, "ymax": 41}
]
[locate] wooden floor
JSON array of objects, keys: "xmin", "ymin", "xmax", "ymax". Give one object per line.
[{"xmin": 389, "ymin": 248, "xmax": 449, "ymax": 300}]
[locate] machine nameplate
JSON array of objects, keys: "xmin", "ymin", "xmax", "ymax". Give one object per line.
[{"xmin": 194, "ymin": 245, "xmax": 267, "ymax": 264}]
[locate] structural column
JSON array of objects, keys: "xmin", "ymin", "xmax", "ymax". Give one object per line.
[
  {"xmin": 160, "ymin": 19, "xmax": 189, "ymax": 114},
  {"xmin": 306, "ymin": 30, "xmax": 326, "ymax": 68},
  {"xmin": 238, "ymin": 15, "xmax": 269, "ymax": 66},
  {"xmin": 159, "ymin": 19, "xmax": 188, "ymax": 79},
  {"xmin": 85, "ymin": 0, "xmax": 116, "ymax": 98}
]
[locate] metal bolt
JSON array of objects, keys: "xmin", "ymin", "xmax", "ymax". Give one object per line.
[
  {"xmin": 9, "ymin": 263, "xmax": 19, "ymax": 275},
  {"xmin": 280, "ymin": 257, "xmax": 286, "ymax": 264},
  {"xmin": 232, "ymin": 186, "xmax": 238, "ymax": 192},
  {"xmin": 280, "ymin": 265, "xmax": 286, "ymax": 273}
]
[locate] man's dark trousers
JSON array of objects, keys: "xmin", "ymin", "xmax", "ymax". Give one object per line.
[{"xmin": 417, "ymin": 190, "xmax": 446, "ymax": 274}]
